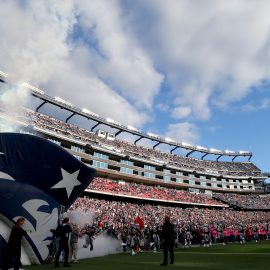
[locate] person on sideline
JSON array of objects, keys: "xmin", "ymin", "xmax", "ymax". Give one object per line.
[
  {"xmin": 69, "ymin": 223, "xmax": 80, "ymax": 263},
  {"xmin": 160, "ymin": 216, "xmax": 175, "ymax": 266},
  {"xmin": 54, "ymin": 217, "xmax": 72, "ymax": 268},
  {"xmin": 3, "ymin": 217, "xmax": 27, "ymax": 270}
]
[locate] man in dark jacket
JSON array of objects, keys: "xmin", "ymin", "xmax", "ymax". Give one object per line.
[
  {"xmin": 160, "ymin": 216, "xmax": 174, "ymax": 266},
  {"xmin": 54, "ymin": 217, "xmax": 72, "ymax": 268},
  {"xmin": 3, "ymin": 217, "xmax": 27, "ymax": 270}
]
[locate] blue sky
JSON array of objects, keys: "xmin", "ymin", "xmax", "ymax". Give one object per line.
[{"xmin": 0, "ymin": 0, "xmax": 270, "ymax": 172}]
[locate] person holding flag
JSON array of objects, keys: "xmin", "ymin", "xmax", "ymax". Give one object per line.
[{"xmin": 135, "ymin": 216, "xmax": 144, "ymax": 229}]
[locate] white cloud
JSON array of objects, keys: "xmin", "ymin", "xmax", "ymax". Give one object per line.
[
  {"xmin": 156, "ymin": 103, "xmax": 169, "ymax": 112},
  {"xmin": 0, "ymin": 0, "xmax": 163, "ymax": 129},
  {"xmin": 241, "ymin": 98, "xmax": 270, "ymax": 112},
  {"xmin": 43, "ymin": 49, "xmax": 150, "ymax": 127},
  {"xmin": 129, "ymin": 0, "xmax": 270, "ymax": 120},
  {"xmin": 171, "ymin": 106, "xmax": 192, "ymax": 119},
  {"xmin": 2, "ymin": 0, "xmax": 270, "ymax": 138},
  {"xmin": 164, "ymin": 122, "xmax": 199, "ymax": 145},
  {"xmin": 76, "ymin": 0, "xmax": 164, "ymax": 109},
  {"xmin": 0, "ymin": 0, "xmax": 76, "ymax": 84}
]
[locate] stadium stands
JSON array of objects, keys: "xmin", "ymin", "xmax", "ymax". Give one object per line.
[
  {"xmin": 24, "ymin": 109, "xmax": 262, "ymax": 178},
  {"xmin": 213, "ymin": 193, "xmax": 270, "ymax": 210},
  {"xmin": 87, "ymin": 177, "xmax": 226, "ymax": 206},
  {"xmin": 1, "ymin": 73, "xmax": 270, "ymax": 259}
]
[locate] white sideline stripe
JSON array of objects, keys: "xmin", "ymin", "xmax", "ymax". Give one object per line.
[
  {"xmin": 174, "ymin": 252, "xmax": 270, "ymax": 255},
  {"xmin": 144, "ymin": 251, "xmax": 270, "ymax": 255}
]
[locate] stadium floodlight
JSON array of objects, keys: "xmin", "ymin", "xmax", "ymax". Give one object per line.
[
  {"xmin": 21, "ymin": 82, "xmax": 44, "ymax": 95},
  {"xmin": 114, "ymin": 120, "xmax": 122, "ymax": 126},
  {"xmin": 182, "ymin": 142, "xmax": 192, "ymax": 147},
  {"xmin": 196, "ymin": 145, "xmax": 207, "ymax": 150},
  {"xmin": 225, "ymin": 149, "xmax": 234, "ymax": 154},
  {"xmin": 209, "ymin": 148, "xmax": 221, "ymax": 153},
  {"xmin": 106, "ymin": 118, "xmax": 115, "ymax": 123},
  {"xmin": 54, "ymin": 96, "xmax": 74, "ymax": 107},
  {"xmin": 147, "ymin": 132, "xmax": 159, "ymax": 138},
  {"xmin": 0, "ymin": 70, "xmax": 8, "ymax": 78},
  {"xmin": 165, "ymin": 137, "xmax": 174, "ymax": 143},
  {"xmin": 82, "ymin": 108, "xmax": 92, "ymax": 114},
  {"xmin": 127, "ymin": 125, "xmax": 138, "ymax": 132},
  {"xmin": 82, "ymin": 108, "xmax": 99, "ymax": 118},
  {"xmin": 239, "ymin": 150, "xmax": 249, "ymax": 154},
  {"xmin": 106, "ymin": 118, "xmax": 122, "ymax": 126}
]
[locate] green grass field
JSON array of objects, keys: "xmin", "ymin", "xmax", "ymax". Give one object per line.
[{"xmin": 26, "ymin": 242, "xmax": 270, "ymax": 270}]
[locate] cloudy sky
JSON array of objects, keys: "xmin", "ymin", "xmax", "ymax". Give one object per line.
[{"xmin": 0, "ymin": 0, "xmax": 270, "ymax": 172}]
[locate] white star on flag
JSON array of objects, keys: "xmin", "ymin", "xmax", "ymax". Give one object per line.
[
  {"xmin": 0, "ymin": 171, "xmax": 15, "ymax": 181},
  {"xmin": 51, "ymin": 168, "xmax": 81, "ymax": 198}
]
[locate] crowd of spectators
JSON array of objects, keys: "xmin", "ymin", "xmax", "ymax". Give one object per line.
[
  {"xmin": 88, "ymin": 178, "xmax": 226, "ymax": 206},
  {"xmin": 213, "ymin": 193, "xmax": 270, "ymax": 210},
  {"xmin": 68, "ymin": 197, "xmax": 270, "ymax": 248},
  {"xmin": 2, "ymin": 107, "xmax": 269, "ymax": 252},
  {"xmin": 24, "ymin": 109, "xmax": 97, "ymax": 143},
  {"xmin": 22, "ymin": 109, "xmax": 262, "ymax": 179}
]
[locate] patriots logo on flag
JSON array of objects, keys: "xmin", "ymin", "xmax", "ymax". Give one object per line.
[
  {"xmin": 0, "ymin": 132, "xmax": 96, "ymax": 267},
  {"xmin": 0, "ymin": 180, "xmax": 60, "ymax": 265},
  {"xmin": 0, "ymin": 132, "xmax": 96, "ymax": 208}
]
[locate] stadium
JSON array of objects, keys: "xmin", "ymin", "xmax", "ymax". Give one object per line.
[{"xmin": 1, "ymin": 70, "xmax": 270, "ymax": 270}]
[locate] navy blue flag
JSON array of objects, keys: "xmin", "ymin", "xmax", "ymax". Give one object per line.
[
  {"xmin": 0, "ymin": 132, "xmax": 96, "ymax": 208},
  {"xmin": 0, "ymin": 179, "xmax": 60, "ymax": 266},
  {"xmin": 0, "ymin": 132, "xmax": 96, "ymax": 267}
]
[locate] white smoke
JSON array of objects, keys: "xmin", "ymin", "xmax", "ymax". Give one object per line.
[
  {"xmin": 67, "ymin": 209, "xmax": 94, "ymax": 227},
  {"xmin": 0, "ymin": 83, "xmax": 30, "ymax": 132},
  {"xmin": 0, "ymin": 1, "xmax": 76, "ymax": 85},
  {"xmin": 0, "ymin": 1, "xmax": 78, "ymax": 132},
  {"xmin": 77, "ymin": 234, "xmax": 121, "ymax": 259},
  {"xmin": 67, "ymin": 209, "xmax": 121, "ymax": 259}
]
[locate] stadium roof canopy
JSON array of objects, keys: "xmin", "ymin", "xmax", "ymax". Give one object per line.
[{"xmin": 0, "ymin": 71, "xmax": 253, "ymax": 162}]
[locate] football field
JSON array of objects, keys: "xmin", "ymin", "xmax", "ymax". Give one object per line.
[{"xmin": 25, "ymin": 242, "xmax": 270, "ymax": 270}]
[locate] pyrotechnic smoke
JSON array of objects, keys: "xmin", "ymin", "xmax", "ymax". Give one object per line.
[
  {"xmin": 0, "ymin": 1, "xmax": 78, "ymax": 131},
  {"xmin": 67, "ymin": 209, "xmax": 94, "ymax": 227},
  {"xmin": 77, "ymin": 234, "xmax": 121, "ymax": 259},
  {"xmin": 67, "ymin": 209, "xmax": 121, "ymax": 259},
  {"xmin": 0, "ymin": 82, "xmax": 30, "ymax": 132}
]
